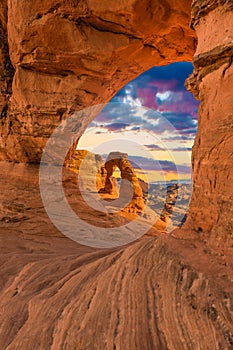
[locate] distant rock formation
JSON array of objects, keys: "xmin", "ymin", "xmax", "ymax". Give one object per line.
[
  {"xmin": 68, "ymin": 150, "xmax": 145, "ymax": 214},
  {"xmin": 67, "ymin": 150, "xmax": 106, "ymax": 192},
  {"xmin": 153, "ymin": 184, "xmax": 179, "ymax": 231},
  {"xmin": 160, "ymin": 184, "xmax": 179, "ymax": 222},
  {"xmin": 0, "ymin": 1, "xmax": 233, "ymax": 349},
  {"xmin": 100, "ymin": 152, "xmax": 145, "ymax": 214},
  {"xmin": 68, "ymin": 151, "xmax": 190, "ymax": 223}
]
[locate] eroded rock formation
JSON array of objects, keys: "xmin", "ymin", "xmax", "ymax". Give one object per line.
[
  {"xmin": 182, "ymin": 0, "xmax": 233, "ymax": 246},
  {"xmin": 100, "ymin": 151, "xmax": 145, "ymax": 214},
  {"xmin": 0, "ymin": 0, "xmax": 195, "ymax": 162},
  {"xmin": 68, "ymin": 149, "xmax": 106, "ymax": 191},
  {"xmin": 68, "ymin": 150, "xmax": 145, "ymax": 214},
  {"xmin": 0, "ymin": 1, "xmax": 232, "ymax": 349},
  {"xmin": 0, "ymin": 0, "xmax": 14, "ymax": 157},
  {"xmin": 1, "ymin": 161, "xmax": 233, "ymax": 349}
]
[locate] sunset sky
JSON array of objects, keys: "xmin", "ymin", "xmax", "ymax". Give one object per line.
[{"xmin": 77, "ymin": 62, "xmax": 199, "ymax": 183}]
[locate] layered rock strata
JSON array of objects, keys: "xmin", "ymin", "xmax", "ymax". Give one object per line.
[
  {"xmin": 0, "ymin": 0, "xmax": 195, "ymax": 162},
  {"xmin": 183, "ymin": 0, "xmax": 233, "ymax": 246},
  {"xmin": 0, "ymin": 1, "xmax": 232, "ymax": 349},
  {"xmin": 67, "ymin": 149, "xmax": 106, "ymax": 191},
  {"xmin": 0, "ymin": 161, "xmax": 232, "ymax": 350},
  {"xmin": 68, "ymin": 150, "xmax": 145, "ymax": 214}
]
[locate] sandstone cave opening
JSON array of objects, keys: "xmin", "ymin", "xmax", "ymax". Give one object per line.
[{"xmin": 69, "ymin": 62, "xmax": 199, "ymax": 232}]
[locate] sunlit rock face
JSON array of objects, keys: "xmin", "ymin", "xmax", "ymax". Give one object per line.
[
  {"xmin": 0, "ymin": 1, "xmax": 233, "ymax": 350},
  {"xmin": 101, "ymin": 152, "xmax": 145, "ymax": 214},
  {"xmin": 182, "ymin": 0, "xmax": 233, "ymax": 246},
  {"xmin": 68, "ymin": 150, "xmax": 145, "ymax": 214},
  {"xmin": 67, "ymin": 149, "xmax": 106, "ymax": 191},
  {"xmin": 0, "ymin": 0, "xmax": 195, "ymax": 162}
]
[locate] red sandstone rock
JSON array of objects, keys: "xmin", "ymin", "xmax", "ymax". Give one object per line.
[
  {"xmin": 68, "ymin": 150, "xmax": 145, "ymax": 214},
  {"xmin": 183, "ymin": 1, "xmax": 233, "ymax": 246},
  {"xmin": 0, "ymin": 162, "xmax": 233, "ymax": 349},
  {"xmin": 0, "ymin": 0, "xmax": 195, "ymax": 162},
  {"xmin": 0, "ymin": 1, "xmax": 232, "ymax": 349},
  {"xmin": 100, "ymin": 151, "xmax": 145, "ymax": 214},
  {"xmin": 68, "ymin": 149, "xmax": 106, "ymax": 191}
]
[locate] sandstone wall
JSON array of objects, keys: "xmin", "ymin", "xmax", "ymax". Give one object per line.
[
  {"xmin": 0, "ymin": 0, "xmax": 14, "ymax": 160},
  {"xmin": 184, "ymin": 0, "xmax": 233, "ymax": 246},
  {"xmin": 0, "ymin": 0, "xmax": 194, "ymax": 162},
  {"xmin": 0, "ymin": 1, "xmax": 233, "ymax": 349}
]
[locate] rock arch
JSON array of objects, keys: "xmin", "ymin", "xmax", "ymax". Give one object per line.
[
  {"xmin": 0, "ymin": 1, "xmax": 233, "ymax": 349},
  {"xmin": 0, "ymin": 0, "xmax": 195, "ymax": 163},
  {"xmin": 101, "ymin": 151, "xmax": 145, "ymax": 213},
  {"xmin": 0, "ymin": 0, "xmax": 232, "ymax": 243}
]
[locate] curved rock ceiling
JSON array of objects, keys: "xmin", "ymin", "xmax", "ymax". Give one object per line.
[{"xmin": 0, "ymin": 0, "xmax": 195, "ymax": 162}]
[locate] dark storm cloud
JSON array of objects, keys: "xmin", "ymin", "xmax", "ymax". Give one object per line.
[
  {"xmin": 160, "ymin": 112, "xmax": 197, "ymax": 135},
  {"xmin": 162, "ymin": 135, "xmax": 194, "ymax": 142},
  {"xmin": 131, "ymin": 126, "xmax": 141, "ymax": 131}
]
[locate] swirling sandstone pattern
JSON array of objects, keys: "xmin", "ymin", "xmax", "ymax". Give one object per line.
[
  {"xmin": 0, "ymin": 1, "xmax": 232, "ymax": 349},
  {"xmin": 1, "ymin": 239, "xmax": 233, "ymax": 349},
  {"xmin": 0, "ymin": 163, "xmax": 233, "ymax": 350}
]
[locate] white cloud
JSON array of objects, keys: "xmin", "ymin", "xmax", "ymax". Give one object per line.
[
  {"xmin": 122, "ymin": 95, "xmax": 142, "ymax": 107},
  {"xmin": 156, "ymin": 91, "xmax": 173, "ymax": 102}
]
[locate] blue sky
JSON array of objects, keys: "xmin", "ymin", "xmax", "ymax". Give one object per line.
[{"xmin": 78, "ymin": 62, "xmax": 199, "ymax": 182}]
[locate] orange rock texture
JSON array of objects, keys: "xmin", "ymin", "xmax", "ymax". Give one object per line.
[
  {"xmin": 68, "ymin": 150, "xmax": 145, "ymax": 214},
  {"xmin": 183, "ymin": 0, "xmax": 233, "ymax": 247},
  {"xmin": 67, "ymin": 149, "xmax": 106, "ymax": 191},
  {"xmin": 101, "ymin": 152, "xmax": 145, "ymax": 214},
  {"xmin": 0, "ymin": 0, "xmax": 195, "ymax": 162},
  {"xmin": 0, "ymin": 1, "xmax": 233, "ymax": 349},
  {"xmin": 1, "ymin": 162, "xmax": 233, "ymax": 350}
]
